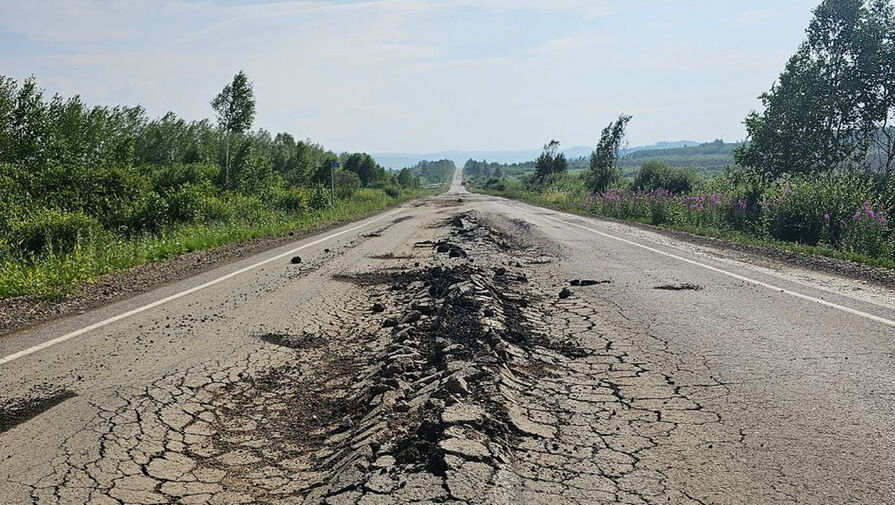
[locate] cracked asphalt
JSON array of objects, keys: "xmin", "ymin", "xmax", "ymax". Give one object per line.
[{"xmin": 1, "ymin": 170, "xmax": 894, "ymax": 504}]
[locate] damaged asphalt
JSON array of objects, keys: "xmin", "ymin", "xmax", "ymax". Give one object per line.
[{"xmin": 1, "ymin": 173, "xmax": 894, "ymax": 504}]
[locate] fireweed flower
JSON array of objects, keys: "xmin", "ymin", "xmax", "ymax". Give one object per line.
[{"xmin": 853, "ymin": 201, "xmax": 888, "ymax": 226}]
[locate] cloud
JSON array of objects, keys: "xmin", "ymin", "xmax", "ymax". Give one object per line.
[
  {"xmin": 0, "ymin": 0, "xmax": 813, "ymax": 152},
  {"xmin": 734, "ymin": 9, "xmax": 777, "ymax": 27},
  {"xmin": 450, "ymin": 0, "xmax": 615, "ymax": 18},
  {"xmin": 525, "ymin": 34, "xmax": 615, "ymax": 58}
]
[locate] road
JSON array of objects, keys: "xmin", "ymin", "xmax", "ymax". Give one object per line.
[{"xmin": 1, "ymin": 169, "xmax": 894, "ymax": 505}]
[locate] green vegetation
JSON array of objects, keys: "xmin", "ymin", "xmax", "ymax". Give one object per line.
[
  {"xmin": 472, "ymin": 0, "xmax": 895, "ymax": 270},
  {"xmin": 620, "ymin": 139, "xmax": 741, "ymax": 176},
  {"xmin": 0, "ymin": 72, "xmax": 429, "ymax": 299},
  {"xmin": 533, "ymin": 140, "xmax": 568, "ymax": 183},
  {"xmin": 406, "ymin": 159, "xmax": 457, "ymax": 186}
]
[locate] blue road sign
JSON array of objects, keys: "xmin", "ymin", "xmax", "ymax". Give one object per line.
[{"xmin": 332, "ymin": 162, "xmax": 340, "ymax": 168}]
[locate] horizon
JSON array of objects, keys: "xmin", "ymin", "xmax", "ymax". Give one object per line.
[{"xmin": 1, "ymin": 0, "xmax": 819, "ymax": 155}]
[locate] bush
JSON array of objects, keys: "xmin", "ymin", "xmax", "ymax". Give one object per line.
[
  {"xmin": 224, "ymin": 193, "xmax": 267, "ymax": 221},
  {"xmin": 840, "ymin": 201, "xmax": 893, "ymax": 258},
  {"xmin": 384, "ymin": 185, "xmax": 401, "ymax": 198},
  {"xmin": 308, "ymin": 185, "xmax": 331, "ymax": 210},
  {"xmin": 272, "ymin": 186, "xmax": 307, "ymax": 213},
  {"xmin": 333, "ymin": 170, "xmax": 361, "ymax": 199},
  {"xmin": 164, "ymin": 182, "xmax": 216, "ymax": 223},
  {"xmin": 762, "ymin": 173, "xmax": 882, "ymax": 246},
  {"xmin": 123, "ymin": 192, "xmax": 170, "ymax": 234},
  {"xmin": 0, "ymin": 169, "xmax": 30, "ymax": 234},
  {"xmin": 633, "ymin": 161, "xmax": 698, "ymax": 195},
  {"xmin": 541, "ymin": 190, "xmax": 570, "ymax": 206},
  {"xmin": 197, "ymin": 194, "xmax": 235, "ymax": 222},
  {"xmin": 8, "ymin": 209, "xmax": 102, "ymax": 255},
  {"xmin": 39, "ymin": 166, "xmax": 152, "ymax": 225},
  {"xmin": 484, "ymin": 178, "xmax": 506, "ymax": 191},
  {"xmin": 353, "ymin": 188, "xmax": 384, "ymax": 202},
  {"xmin": 151, "ymin": 163, "xmax": 219, "ymax": 193}
]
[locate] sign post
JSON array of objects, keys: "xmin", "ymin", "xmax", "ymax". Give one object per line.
[{"xmin": 330, "ymin": 161, "xmax": 339, "ymax": 208}]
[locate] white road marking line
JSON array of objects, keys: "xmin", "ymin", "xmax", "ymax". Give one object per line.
[
  {"xmin": 0, "ymin": 208, "xmax": 408, "ymax": 367},
  {"xmin": 542, "ymin": 214, "xmax": 895, "ymax": 328}
]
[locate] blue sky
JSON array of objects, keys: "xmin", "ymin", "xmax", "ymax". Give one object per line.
[{"xmin": 0, "ymin": 0, "xmax": 820, "ymax": 153}]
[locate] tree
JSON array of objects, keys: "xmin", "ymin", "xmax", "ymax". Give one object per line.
[
  {"xmin": 396, "ymin": 167, "xmax": 418, "ymax": 188},
  {"xmin": 864, "ymin": 0, "xmax": 895, "ymax": 175},
  {"xmin": 343, "ymin": 152, "xmax": 384, "ymax": 187},
  {"xmin": 211, "ymin": 70, "xmax": 255, "ymax": 188},
  {"xmin": 735, "ymin": 0, "xmax": 895, "ymax": 177},
  {"xmin": 587, "ymin": 114, "xmax": 632, "ymax": 193},
  {"xmin": 534, "ymin": 140, "xmax": 568, "ymax": 182}
]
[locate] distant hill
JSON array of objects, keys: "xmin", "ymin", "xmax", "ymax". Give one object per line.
[
  {"xmin": 372, "ymin": 141, "xmax": 701, "ymax": 169},
  {"xmin": 619, "ymin": 140, "xmax": 743, "ymax": 175}
]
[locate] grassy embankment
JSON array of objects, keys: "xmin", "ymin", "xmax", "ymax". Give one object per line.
[
  {"xmin": 0, "ymin": 188, "xmax": 436, "ymax": 300},
  {"xmin": 473, "ymin": 175, "xmax": 895, "ymax": 272}
]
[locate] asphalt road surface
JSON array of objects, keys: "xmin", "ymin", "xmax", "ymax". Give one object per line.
[{"xmin": 1, "ymin": 169, "xmax": 894, "ymax": 505}]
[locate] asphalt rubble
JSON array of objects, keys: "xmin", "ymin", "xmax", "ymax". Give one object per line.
[{"xmin": 302, "ymin": 214, "xmax": 546, "ymax": 504}]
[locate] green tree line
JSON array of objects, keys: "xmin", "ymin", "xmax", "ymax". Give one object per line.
[
  {"xmin": 406, "ymin": 159, "xmax": 457, "ymax": 186},
  {"xmin": 0, "ymin": 71, "xmax": 420, "ymax": 259}
]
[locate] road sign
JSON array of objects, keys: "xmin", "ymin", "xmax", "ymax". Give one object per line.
[{"xmin": 330, "ymin": 162, "xmax": 338, "ymax": 207}]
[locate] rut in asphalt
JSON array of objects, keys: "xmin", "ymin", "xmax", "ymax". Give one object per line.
[{"xmin": 12, "ymin": 210, "xmax": 744, "ymax": 504}]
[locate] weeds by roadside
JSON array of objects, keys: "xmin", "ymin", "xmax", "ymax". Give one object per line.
[
  {"xmin": 473, "ymin": 171, "xmax": 895, "ymax": 272},
  {"xmin": 0, "ymin": 190, "xmax": 430, "ymax": 299}
]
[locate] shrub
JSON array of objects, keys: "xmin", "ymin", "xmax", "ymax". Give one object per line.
[
  {"xmin": 840, "ymin": 201, "xmax": 892, "ymax": 258},
  {"xmin": 308, "ymin": 185, "xmax": 330, "ymax": 210},
  {"xmin": 384, "ymin": 185, "xmax": 401, "ymax": 198},
  {"xmin": 485, "ymin": 178, "xmax": 506, "ymax": 191},
  {"xmin": 197, "ymin": 194, "xmax": 235, "ymax": 222},
  {"xmin": 353, "ymin": 188, "xmax": 384, "ymax": 202},
  {"xmin": 40, "ymin": 166, "xmax": 152, "ymax": 225},
  {"xmin": 272, "ymin": 186, "xmax": 307, "ymax": 213},
  {"xmin": 164, "ymin": 182, "xmax": 216, "ymax": 223},
  {"xmin": 633, "ymin": 161, "xmax": 698, "ymax": 195},
  {"xmin": 0, "ymin": 169, "xmax": 30, "ymax": 234},
  {"xmin": 224, "ymin": 193, "xmax": 267, "ymax": 221},
  {"xmin": 124, "ymin": 192, "xmax": 170, "ymax": 234},
  {"xmin": 151, "ymin": 163, "xmax": 219, "ymax": 193},
  {"xmin": 333, "ymin": 170, "xmax": 361, "ymax": 199},
  {"xmin": 8, "ymin": 209, "xmax": 102, "ymax": 255},
  {"xmin": 762, "ymin": 173, "xmax": 881, "ymax": 246},
  {"xmin": 541, "ymin": 190, "xmax": 570, "ymax": 206}
]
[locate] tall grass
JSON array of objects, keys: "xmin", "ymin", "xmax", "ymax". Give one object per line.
[
  {"xmin": 0, "ymin": 189, "xmax": 427, "ymax": 299},
  {"xmin": 475, "ymin": 170, "xmax": 895, "ymax": 270}
]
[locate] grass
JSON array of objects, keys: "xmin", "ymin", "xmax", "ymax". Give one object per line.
[
  {"xmin": 474, "ymin": 185, "xmax": 895, "ymax": 272},
  {"xmin": 0, "ymin": 189, "xmax": 433, "ymax": 299}
]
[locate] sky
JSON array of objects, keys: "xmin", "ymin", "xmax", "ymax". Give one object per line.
[{"xmin": 0, "ymin": 0, "xmax": 821, "ymax": 153}]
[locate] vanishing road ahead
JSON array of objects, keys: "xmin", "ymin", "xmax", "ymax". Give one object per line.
[{"xmin": 2, "ymin": 169, "xmax": 894, "ymax": 504}]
